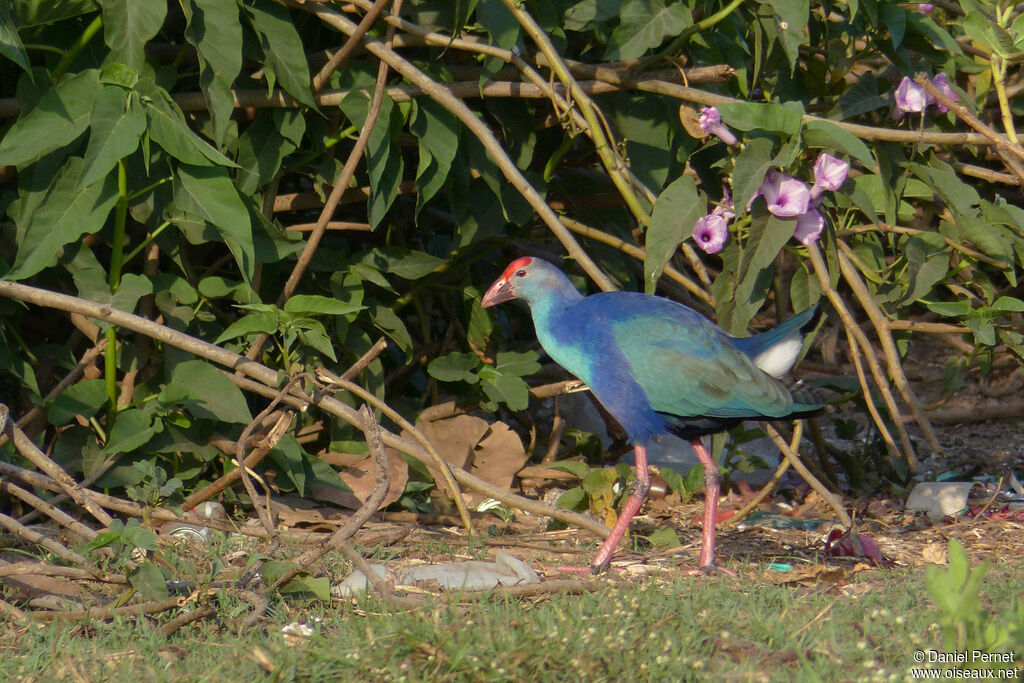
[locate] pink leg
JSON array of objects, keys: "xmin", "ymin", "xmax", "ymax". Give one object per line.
[
  {"xmin": 590, "ymin": 444, "xmax": 650, "ymax": 573},
  {"xmin": 691, "ymin": 437, "xmax": 732, "ymax": 573}
]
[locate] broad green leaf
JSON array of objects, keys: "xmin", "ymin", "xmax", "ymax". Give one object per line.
[
  {"xmin": 0, "ymin": 69, "xmax": 99, "ymax": 167},
  {"xmin": 410, "ymin": 99, "xmax": 460, "ymax": 218},
  {"xmin": 97, "ymin": 0, "xmax": 167, "ymax": 71},
  {"xmin": 495, "ymin": 350, "xmax": 541, "ymax": 377},
  {"xmin": 176, "ymin": 164, "xmax": 255, "ymax": 280},
  {"xmin": 768, "ymin": 0, "xmax": 809, "ymax": 70},
  {"xmin": 49, "ymin": 379, "xmax": 108, "ymax": 425},
  {"xmin": 648, "ymin": 527, "xmax": 681, "ymax": 548},
  {"xmin": 6, "ymin": 157, "xmax": 118, "ymax": 280},
  {"xmin": 879, "ymin": 3, "xmax": 906, "ymax": 47},
  {"xmin": 296, "ymin": 319, "xmax": 338, "ymax": 361},
  {"xmin": 730, "ymin": 138, "xmax": 774, "ymax": 216},
  {"xmin": 0, "ymin": 3, "xmax": 30, "ymax": 74},
  {"xmin": 547, "ymin": 460, "xmax": 590, "ymax": 480},
  {"xmin": 12, "ymin": 0, "xmax": 96, "ymax": 27},
  {"xmin": 137, "ymin": 78, "xmax": 235, "ymax": 167},
  {"xmin": 717, "ymin": 102, "xmax": 804, "ymax": 135},
  {"xmin": 339, "ymin": 85, "xmax": 403, "ymax": 228},
  {"xmin": 104, "ymin": 409, "xmax": 163, "ymax": 454},
  {"xmin": 481, "ymin": 372, "xmax": 530, "ymax": 411},
  {"xmin": 284, "ymin": 295, "xmax": 365, "ymax": 316},
  {"xmin": 563, "ymin": 0, "xmax": 620, "ymax": 30},
  {"xmin": 180, "ymin": 0, "xmax": 243, "ymax": 145},
  {"xmin": 371, "ymin": 305, "xmax": 412, "ymax": 354},
  {"xmin": 716, "ymin": 213, "xmax": 794, "ymax": 334},
  {"xmin": 80, "ymin": 85, "xmax": 147, "ymax": 187},
  {"xmin": 428, "ymin": 352, "xmax": 481, "ymax": 383},
  {"xmin": 269, "ymin": 434, "xmax": 306, "ymax": 496},
  {"xmin": 130, "ymin": 562, "xmax": 169, "ymax": 600},
  {"xmin": 802, "ymin": 120, "xmax": 874, "ymax": 168},
  {"xmin": 555, "ymin": 487, "xmax": 586, "ymax": 510},
  {"xmin": 477, "ymin": 0, "xmax": 520, "ymax": 49},
  {"xmin": 244, "ymin": 0, "xmax": 315, "ymax": 108},
  {"xmin": 384, "ymin": 250, "xmax": 447, "ymax": 280},
  {"xmin": 901, "ymin": 235, "xmax": 949, "ymax": 304},
  {"xmin": 161, "ymin": 359, "xmax": 253, "ymax": 424},
  {"xmin": 643, "ymin": 175, "xmax": 703, "ymax": 292},
  {"xmin": 924, "ymin": 300, "xmax": 972, "ymax": 318},
  {"xmin": 236, "ymin": 110, "xmax": 302, "ymax": 195},
  {"xmin": 907, "ymin": 160, "xmax": 980, "ymax": 217},
  {"xmin": 604, "ymin": 0, "xmax": 692, "ymax": 60},
  {"xmin": 991, "ymin": 296, "xmax": 1024, "ymax": 314}
]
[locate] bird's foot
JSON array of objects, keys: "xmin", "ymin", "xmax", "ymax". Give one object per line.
[{"xmin": 684, "ymin": 563, "xmax": 737, "ymax": 578}]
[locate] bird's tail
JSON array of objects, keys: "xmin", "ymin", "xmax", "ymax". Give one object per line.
[{"xmin": 729, "ymin": 305, "xmax": 823, "ymax": 378}]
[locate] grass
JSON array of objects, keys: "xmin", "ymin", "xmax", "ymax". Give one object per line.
[{"xmin": 2, "ymin": 558, "xmax": 1022, "ymax": 682}]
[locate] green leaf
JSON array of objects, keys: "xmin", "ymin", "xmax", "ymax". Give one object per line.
[
  {"xmin": 384, "ymin": 250, "xmax": 447, "ymax": 280},
  {"xmin": 130, "ymin": 562, "xmax": 169, "ymax": 601},
  {"xmin": 555, "ymin": 487, "xmax": 586, "ymax": 510},
  {"xmin": 137, "ymin": 77, "xmax": 235, "ymax": 167},
  {"xmin": 0, "ymin": 3, "xmax": 31, "ymax": 74},
  {"xmin": 121, "ymin": 519, "xmax": 159, "ymax": 552},
  {"xmin": 215, "ymin": 311, "xmax": 280, "ymax": 344},
  {"xmin": 180, "ymin": 0, "xmax": 243, "ymax": 145},
  {"xmin": 643, "ymin": 175, "xmax": 703, "ymax": 292},
  {"xmin": 428, "ymin": 352, "xmax": 481, "ymax": 384},
  {"xmin": 901, "ymin": 235, "xmax": 949, "ymax": 304},
  {"xmin": 604, "ymin": 0, "xmax": 692, "ymax": 60},
  {"xmin": 268, "ymin": 434, "xmax": 306, "ymax": 496},
  {"xmin": 477, "ymin": 0, "xmax": 520, "ymax": 49},
  {"xmin": 410, "ymin": 99, "xmax": 460, "ymax": 218},
  {"xmin": 236, "ymin": 110, "xmax": 303, "ymax": 195},
  {"xmin": 371, "ymin": 305, "xmax": 412, "ymax": 355},
  {"xmin": 717, "ymin": 102, "xmax": 804, "ymax": 135},
  {"xmin": 563, "ymin": 0, "xmax": 621, "ymax": 31},
  {"xmin": 481, "ymin": 372, "xmax": 531, "ymax": 411},
  {"xmin": 730, "ymin": 138, "xmax": 774, "ymax": 213},
  {"xmin": 104, "ymin": 409, "xmax": 163, "ymax": 454},
  {"xmin": 339, "ymin": 84, "xmax": 403, "ymax": 228},
  {"xmin": 176, "ymin": 164, "xmax": 255, "ymax": 281},
  {"xmin": 5, "ymin": 157, "xmax": 119, "ymax": 280},
  {"xmin": 0, "ymin": 69, "xmax": 99, "ymax": 167},
  {"xmin": 97, "ymin": 0, "xmax": 167, "ymax": 71},
  {"xmin": 802, "ymin": 119, "xmax": 874, "ymax": 168},
  {"xmin": 284, "ymin": 295, "xmax": 365, "ymax": 316},
  {"xmin": 160, "ymin": 360, "xmax": 253, "ymax": 424},
  {"xmin": 547, "ymin": 460, "xmax": 590, "ymax": 480},
  {"xmin": 767, "ymin": 0, "xmax": 809, "ymax": 71},
  {"xmin": 244, "ymin": 0, "xmax": 315, "ymax": 108},
  {"xmin": 648, "ymin": 527, "xmax": 681, "ymax": 548},
  {"xmin": 683, "ymin": 463, "xmax": 705, "ymax": 492},
  {"xmin": 80, "ymin": 85, "xmax": 147, "ymax": 187},
  {"xmin": 296, "ymin": 319, "xmax": 337, "ymax": 362},
  {"xmin": 495, "ymin": 350, "xmax": 541, "ymax": 377},
  {"xmin": 49, "ymin": 379, "xmax": 108, "ymax": 425},
  {"xmin": 581, "ymin": 467, "xmax": 617, "ymax": 497}
]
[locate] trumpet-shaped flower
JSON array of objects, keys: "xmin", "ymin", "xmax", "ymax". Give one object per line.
[
  {"xmin": 930, "ymin": 73, "xmax": 958, "ymax": 113},
  {"xmin": 698, "ymin": 107, "xmax": 738, "ymax": 146},
  {"xmin": 692, "ymin": 213, "xmax": 729, "ymax": 254},
  {"xmin": 809, "ymin": 153, "xmax": 849, "ymax": 202},
  {"xmin": 793, "ymin": 208, "xmax": 825, "ymax": 246},
  {"xmin": 892, "ymin": 77, "xmax": 928, "ymax": 120},
  {"xmin": 759, "ymin": 171, "xmax": 811, "ymax": 217}
]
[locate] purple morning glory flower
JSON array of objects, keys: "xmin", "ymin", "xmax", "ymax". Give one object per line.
[
  {"xmin": 692, "ymin": 213, "xmax": 729, "ymax": 254},
  {"xmin": 698, "ymin": 106, "xmax": 738, "ymax": 146},
  {"xmin": 711, "ymin": 187, "xmax": 735, "ymax": 220},
  {"xmin": 793, "ymin": 208, "xmax": 825, "ymax": 245},
  {"xmin": 809, "ymin": 153, "xmax": 849, "ymax": 202},
  {"xmin": 892, "ymin": 77, "xmax": 928, "ymax": 120},
  {"xmin": 759, "ymin": 171, "xmax": 811, "ymax": 217},
  {"xmin": 917, "ymin": 3, "xmax": 934, "ymax": 13},
  {"xmin": 931, "ymin": 73, "xmax": 958, "ymax": 113}
]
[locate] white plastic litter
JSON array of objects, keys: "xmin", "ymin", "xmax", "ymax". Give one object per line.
[
  {"xmin": 906, "ymin": 481, "xmax": 978, "ymax": 519},
  {"xmin": 331, "ymin": 552, "xmax": 539, "ymax": 597}
]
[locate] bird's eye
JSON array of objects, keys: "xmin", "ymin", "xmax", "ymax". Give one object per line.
[{"xmin": 515, "ymin": 269, "xmax": 527, "ymax": 278}]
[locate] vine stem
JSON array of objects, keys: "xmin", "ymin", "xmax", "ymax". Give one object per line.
[
  {"xmin": 52, "ymin": 14, "xmax": 102, "ymax": 82},
  {"xmin": 105, "ymin": 161, "xmax": 129, "ymax": 427}
]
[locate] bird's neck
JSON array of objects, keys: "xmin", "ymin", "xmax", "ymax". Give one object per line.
[{"xmin": 527, "ymin": 282, "xmax": 583, "ymax": 334}]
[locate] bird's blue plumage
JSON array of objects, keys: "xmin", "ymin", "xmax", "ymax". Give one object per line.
[{"xmin": 489, "ymin": 259, "xmax": 824, "ymax": 443}]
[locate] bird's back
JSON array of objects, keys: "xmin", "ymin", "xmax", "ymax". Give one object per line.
[{"xmin": 541, "ymin": 292, "xmax": 823, "ymax": 441}]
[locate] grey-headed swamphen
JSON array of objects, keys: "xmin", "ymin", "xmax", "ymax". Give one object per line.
[{"xmin": 482, "ymin": 257, "xmax": 824, "ymax": 574}]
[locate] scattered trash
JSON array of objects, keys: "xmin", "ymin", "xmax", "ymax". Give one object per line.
[
  {"xmin": 281, "ymin": 621, "xmax": 316, "ymax": 638},
  {"xmin": 768, "ymin": 564, "xmax": 848, "ymax": 588},
  {"xmin": 162, "ymin": 523, "xmax": 213, "ymax": 542},
  {"xmin": 905, "ymin": 481, "xmax": 978, "ymax": 519},
  {"xmin": 767, "ymin": 563, "xmax": 793, "ymax": 572},
  {"xmin": 332, "ymin": 552, "xmax": 540, "ymax": 597},
  {"xmin": 743, "ymin": 512, "xmax": 828, "ymax": 530}
]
